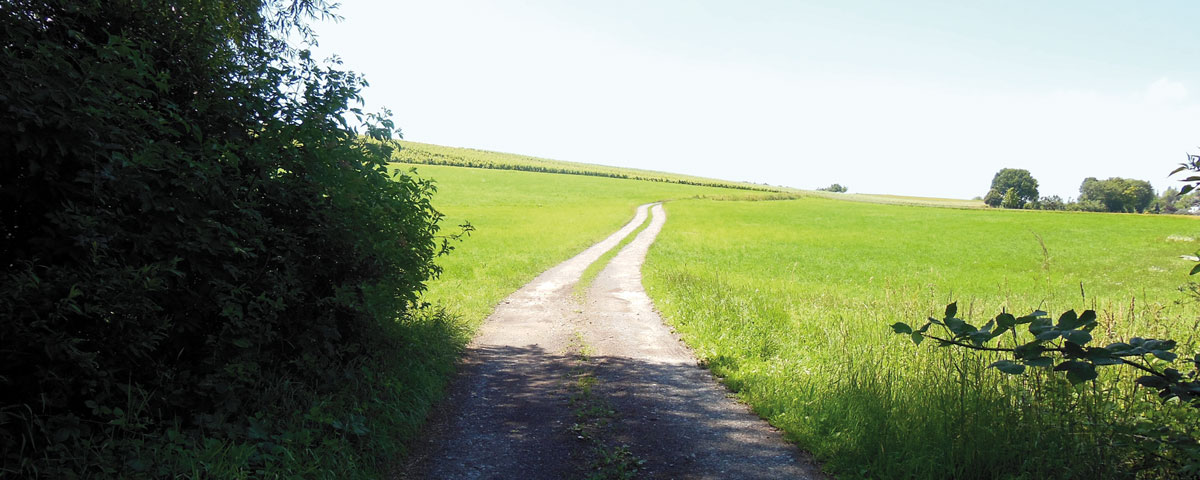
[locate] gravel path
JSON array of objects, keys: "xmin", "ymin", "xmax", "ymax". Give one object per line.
[{"xmin": 404, "ymin": 203, "xmax": 824, "ymax": 479}]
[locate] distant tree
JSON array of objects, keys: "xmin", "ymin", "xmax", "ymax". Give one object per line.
[
  {"xmin": 1066, "ymin": 199, "xmax": 1108, "ymax": 212},
  {"xmin": 818, "ymin": 183, "xmax": 848, "ymax": 193},
  {"xmin": 1175, "ymin": 193, "xmax": 1200, "ymax": 214},
  {"xmin": 1125, "ymin": 179, "xmax": 1156, "ymax": 213},
  {"xmin": 983, "ymin": 188, "xmax": 1003, "ymax": 207},
  {"xmin": 1158, "ymin": 187, "xmax": 1181, "ymax": 214},
  {"xmin": 1079, "ymin": 177, "xmax": 1156, "ymax": 213},
  {"xmin": 990, "ymin": 169, "xmax": 1039, "ymax": 208},
  {"xmin": 1038, "ymin": 195, "xmax": 1066, "ymax": 211},
  {"xmin": 1001, "ymin": 187, "xmax": 1022, "ymax": 209}
]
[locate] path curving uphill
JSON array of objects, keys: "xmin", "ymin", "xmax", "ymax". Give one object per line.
[{"xmin": 404, "ymin": 203, "xmax": 823, "ymax": 479}]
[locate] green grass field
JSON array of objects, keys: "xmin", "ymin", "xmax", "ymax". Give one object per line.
[
  {"xmin": 390, "ymin": 163, "xmax": 758, "ymax": 329},
  {"xmin": 642, "ymin": 197, "xmax": 1200, "ymax": 478},
  {"xmin": 388, "ymin": 142, "xmax": 1200, "ymax": 478}
]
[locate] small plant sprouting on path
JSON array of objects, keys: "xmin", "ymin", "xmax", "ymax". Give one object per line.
[{"xmin": 566, "ymin": 332, "xmax": 646, "ymax": 479}]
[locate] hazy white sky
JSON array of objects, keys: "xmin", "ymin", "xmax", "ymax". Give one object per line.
[{"xmin": 311, "ymin": 1, "xmax": 1200, "ymax": 199}]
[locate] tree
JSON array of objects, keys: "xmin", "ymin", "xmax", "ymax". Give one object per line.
[
  {"xmin": 1000, "ymin": 187, "xmax": 1022, "ymax": 209},
  {"xmin": 818, "ymin": 183, "xmax": 848, "ymax": 193},
  {"xmin": 1079, "ymin": 177, "xmax": 1156, "ymax": 213},
  {"xmin": 1, "ymin": 1, "xmax": 456, "ymax": 475},
  {"xmin": 1038, "ymin": 195, "xmax": 1065, "ymax": 211},
  {"xmin": 1157, "ymin": 187, "xmax": 1181, "ymax": 214},
  {"xmin": 983, "ymin": 188, "xmax": 1003, "ymax": 207},
  {"xmin": 989, "ymin": 168, "xmax": 1039, "ymax": 208}
]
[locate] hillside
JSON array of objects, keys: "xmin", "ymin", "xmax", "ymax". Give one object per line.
[{"xmin": 392, "ymin": 140, "xmax": 986, "ymax": 209}]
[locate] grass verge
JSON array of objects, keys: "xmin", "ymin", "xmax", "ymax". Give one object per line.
[{"xmin": 643, "ymin": 196, "xmax": 1200, "ymax": 478}]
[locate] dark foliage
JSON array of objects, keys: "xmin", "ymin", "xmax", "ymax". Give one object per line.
[
  {"xmin": 989, "ymin": 168, "xmax": 1039, "ymax": 208},
  {"xmin": 1, "ymin": 0, "xmax": 451, "ymax": 476},
  {"xmin": 1079, "ymin": 176, "xmax": 1155, "ymax": 213},
  {"xmin": 983, "ymin": 188, "xmax": 1002, "ymax": 207}
]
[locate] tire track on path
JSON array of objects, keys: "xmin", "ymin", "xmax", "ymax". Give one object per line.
[
  {"xmin": 404, "ymin": 203, "xmax": 823, "ymax": 479},
  {"xmin": 582, "ymin": 204, "xmax": 824, "ymax": 479}
]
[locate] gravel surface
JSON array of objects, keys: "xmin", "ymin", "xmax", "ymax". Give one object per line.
[{"xmin": 403, "ymin": 203, "xmax": 824, "ymax": 479}]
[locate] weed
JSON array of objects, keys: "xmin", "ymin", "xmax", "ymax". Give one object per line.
[{"xmin": 566, "ymin": 332, "xmax": 645, "ymax": 479}]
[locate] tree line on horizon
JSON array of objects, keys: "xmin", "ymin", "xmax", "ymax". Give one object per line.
[{"xmin": 981, "ymin": 168, "xmax": 1197, "ymax": 214}]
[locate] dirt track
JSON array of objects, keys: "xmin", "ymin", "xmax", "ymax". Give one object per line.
[{"xmin": 404, "ymin": 203, "xmax": 824, "ymax": 479}]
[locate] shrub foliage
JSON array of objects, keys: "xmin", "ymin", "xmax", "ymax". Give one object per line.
[{"xmin": 1, "ymin": 0, "xmax": 451, "ymax": 476}]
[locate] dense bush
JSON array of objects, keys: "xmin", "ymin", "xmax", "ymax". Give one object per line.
[{"xmin": 1, "ymin": 1, "xmax": 457, "ymax": 476}]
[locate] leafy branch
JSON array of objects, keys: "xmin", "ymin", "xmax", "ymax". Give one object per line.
[{"xmin": 892, "ymin": 302, "xmax": 1200, "ymax": 404}]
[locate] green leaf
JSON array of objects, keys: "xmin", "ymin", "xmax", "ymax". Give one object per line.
[
  {"xmin": 911, "ymin": 332, "xmax": 924, "ymax": 346},
  {"xmin": 1054, "ymin": 361, "xmax": 1098, "ymax": 384},
  {"xmin": 1029, "ymin": 318, "xmax": 1053, "ymax": 336},
  {"xmin": 995, "ymin": 313, "xmax": 1017, "ymax": 329},
  {"xmin": 1062, "ymin": 330, "xmax": 1092, "ymax": 345},
  {"xmin": 1136, "ymin": 375, "xmax": 1170, "ymax": 389},
  {"xmin": 1062, "ymin": 341, "xmax": 1086, "ymax": 356},
  {"xmin": 945, "ymin": 317, "xmax": 975, "ymax": 336},
  {"xmin": 968, "ymin": 330, "xmax": 995, "ymax": 346},
  {"xmin": 891, "ymin": 322, "xmax": 913, "ymax": 335},
  {"xmin": 1014, "ymin": 343, "xmax": 1045, "ymax": 360},
  {"xmin": 1034, "ymin": 330, "xmax": 1061, "ymax": 341},
  {"xmin": 1085, "ymin": 347, "xmax": 1121, "ymax": 365},
  {"xmin": 1191, "ymin": 263, "xmax": 1200, "ymax": 276},
  {"xmin": 1106, "ymin": 342, "xmax": 1132, "ymax": 353},
  {"xmin": 1056, "ymin": 310, "xmax": 1081, "ymax": 330},
  {"xmin": 1014, "ymin": 314, "xmax": 1039, "ymax": 325},
  {"xmin": 944, "ymin": 302, "xmax": 957, "ymax": 319},
  {"xmin": 1023, "ymin": 357, "xmax": 1054, "ymax": 368},
  {"xmin": 1152, "ymin": 350, "xmax": 1178, "ymax": 362},
  {"xmin": 990, "ymin": 360, "xmax": 1026, "ymax": 375}
]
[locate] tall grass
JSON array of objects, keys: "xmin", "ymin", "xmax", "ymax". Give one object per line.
[{"xmin": 644, "ymin": 197, "xmax": 1200, "ymax": 478}]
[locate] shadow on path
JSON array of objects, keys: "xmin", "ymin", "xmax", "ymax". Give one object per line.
[{"xmin": 405, "ymin": 344, "xmax": 816, "ymax": 480}]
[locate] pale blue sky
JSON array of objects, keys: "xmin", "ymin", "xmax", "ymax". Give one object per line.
[{"xmin": 313, "ymin": 1, "xmax": 1200, "ymax": 199}]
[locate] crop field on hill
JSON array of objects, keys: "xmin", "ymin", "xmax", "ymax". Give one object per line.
[
  {"xmin": 390, "ymin": 162, "xmax": 757, "ymax": 328},
  {"xmin": 393, "ymin": 141, "xmax": 785, "ymax": 192},
  {"xmin": 394, "ymin": 141, "xmax": 986, "ymax": 209},
  {"xmin": 642, "ymin": 197, "xmax": 1200, "ymax": 478}
]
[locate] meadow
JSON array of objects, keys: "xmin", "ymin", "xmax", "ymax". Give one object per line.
[
  {"xmin": 391, "ymin": 142, "xmax": 1200, "ymax": 478},
  {"xmin": 642, "ymin": 197, "xmax": 1200, "ymax": 478},
  {"xmin": 389, "ymin": 163, "xmax": 757, "ymax": 329}
]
